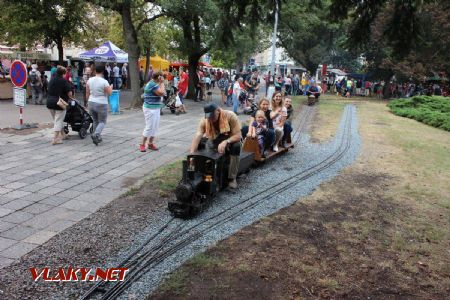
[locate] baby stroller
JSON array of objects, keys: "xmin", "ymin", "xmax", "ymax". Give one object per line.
[
  {"xmin": 63, "ymin": 98, "xmax": 93, "ymax": 139},
  {"xmin": 161, "ymin": 86, "xmax": 177, "ymax": 115},
  {"xmin": 243, "ymin": 94, "xmax": 258, "ymax": 115},
  {"xmin": 239, "ymin": 90, "xmax": 248, "ymax": 107}
]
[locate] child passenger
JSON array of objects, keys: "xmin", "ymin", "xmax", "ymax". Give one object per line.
[{"xmin": 249, "ymin": 110, "xmax": 268, "ymax": 156}]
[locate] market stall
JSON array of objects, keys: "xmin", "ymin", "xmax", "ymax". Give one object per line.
[
  {"xmin": 78, "ymin": 41, "xmax": 128, "ymax": 63},
  {"xmin": 139, "ymin": 56, "xmax": 170, "ymax": 71}
]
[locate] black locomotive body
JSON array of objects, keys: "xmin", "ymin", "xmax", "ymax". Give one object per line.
[{"xmin": 168, "ymin": 149, "xmax": 254, "ymax": 218}]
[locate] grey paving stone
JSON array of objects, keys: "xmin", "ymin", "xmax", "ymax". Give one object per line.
[
  {"xmin": 0, "ymin": 187, "xmax": 13, "ymax": 195},
  {"xmin": 72, "ymin": 193, "xmax": 100, "ymax": 203},
  {"xmin": 21, "ymin": 206, "xmax": 73, "ymax": 229},
  {"xmin": 0, "ymin": 256, "xmax": 14, "ymax": 269},
  {"xmin": 19, "ymin": 193, "xmax": 49, "ymax": 203},
  {"xmin": 32, "ymin": 172, "xmax": 54, "ymax": 179},
  {"xmin": 22, "ymin": 203, "xmax": 54, "ymax": 214},
  {"xmin": 55, "ymin": 189, "xmax": 84, "ymax": 199},
  {"xmin": 59, "ymin": 200, "xmax": 92, "ymax": 212},
  {"xmin": 0, "ymin": 241, "xmax": 37, "ymax": 259},
  {"xmin": 65, "ymin": 210, "xmax": 92, "ymax": 222},
  {"xmin": 1, "ymin": 211, "xmax": 34, "ymax": 223},
  {"xmin": 0, "ymin": 237, "xmax": 17, "ymax": 251},
  {"xmin": 0, "ymin": 221, "xmax": 16, "ymax": 232},
  {"xmin": 39, "ymin": 195, "xmax": 71, "ymax": 206},
  {"xmin": 2, "ymin": 199, "xmax": 33, "ymax": 210},
  {"xmin": 23, "ymin": 230, "xmax": 57, "ymax": 245},
  {"xmin": 0, "ymin": 225, "xmax": 38, "ymax": 240},
  {"xmin": 70, "ymin": 184, "xmax": 96, "ymax": 193},
  {"xmin": 44, "ymin": 219, "xmax": 76, "ymax": 232},
  {"xmin": 0, "ymin": 177, "xmax": 14, "ymax": 186},
  {"xmin": 0, "ymin": 197, "xmax": 12, "ymax": 205},
  {"xmin": 17, "ymin": 176, "xmax": 44, "ymax": 185},
  {"xmin": 55, "ymin": 181, "xmax": 79, "ymax": 189},
  {"xmin": 3, "ymin": 190, "xmax": 32, "ymax": 200},
  {"xmin": 91, "ymin": 187, "xmax": 121, "ymax": 197},
  {"xmin": 47, "ymin": 167, "xmax": 69, "ymax": 174},
  {"xmin": 37, "ymin": 178, "xmax": 61, "ymax": 186},
  {"xmin": 0, "ymin": 207, "xmax": 14, "ymax": 217},
  {"xmin": 38, "ymin": 187, "xmax": 65, "ymax": 196},
  {"xmin": 66, "ymin": 176, "xmax": 89, "ymax": 184},
  {"xmin": 21, "ymin": 170, "xmax": 42, "ymax": 176},
  {"xmin": 20, "ymin": 184, "xmax": 45, "ymax": 193},
  {"xmin": 4, "ymin": 173, "xmax": 27, "ymax": 181},
  {"xmin": 63, "ymin": 169, "xmax": 86, "ymax": 176}
]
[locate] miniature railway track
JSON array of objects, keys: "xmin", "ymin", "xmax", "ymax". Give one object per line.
[{"xmin": 80, "ymin": 105, "xmax": 355, "ymax": 300}]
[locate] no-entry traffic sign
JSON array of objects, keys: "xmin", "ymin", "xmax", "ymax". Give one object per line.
[{"xmin": 10, "ymin": 60, "xmax": 28, "ymax": 88}]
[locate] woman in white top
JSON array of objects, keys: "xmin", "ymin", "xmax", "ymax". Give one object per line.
[
  {"xmin": 232, "ymin": 77, "xmax": 243, "ymax": 114},
  {"xmin": 271, "ymin": 92, "xmax": 287, "ymax": 151},
  {"xmin": 86, "ymin": 65, "xmax": 113, "ymax": 145}
]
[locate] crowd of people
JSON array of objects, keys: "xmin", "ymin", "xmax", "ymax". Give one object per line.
[
  {"xmin": 319, "ymin": 76, "xmax": 449, "ymax": 99},
  {"xmin": 8, "ymin": 58, "xmax": 449, "ymax": 152}
]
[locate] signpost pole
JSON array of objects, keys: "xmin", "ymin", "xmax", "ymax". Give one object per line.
[
  {"xmin": 19, "ymin": 107, "xmax": 23, "ymax": 126},
  {"xmin": 10, "ymin": 60, "xmax": 37, "ymax": 130}
]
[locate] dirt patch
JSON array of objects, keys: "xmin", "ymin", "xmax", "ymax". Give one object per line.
[
  {"xmin": 0, "ymin": 179, "xmax": 174, "ymax": 299},
  {"xmin": 151, "ymin": 169, "xmax": 448, "ymax": 299},
  {"xmin": 150, "ymin": 99, "xmax": 449, "ymax": 299}
]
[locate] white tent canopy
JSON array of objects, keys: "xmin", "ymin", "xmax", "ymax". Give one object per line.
[{"xmin": 78, "ymin": 41, "xmax": 128, "ymax": 63}]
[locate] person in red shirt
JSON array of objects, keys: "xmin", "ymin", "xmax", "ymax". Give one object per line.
[
  {"xmin": 364, "ymin": 80, "xmax": 372, "ymax": 97},
  {"xmin": 64, "ymin": 66, "xmax": 74, "ymax": 94},
  {"xmin": 177, "ymin": 66, "xmax": 189, "ymax": 114}
]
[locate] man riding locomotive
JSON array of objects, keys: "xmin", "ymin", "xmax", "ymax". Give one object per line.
[{"xmin": 190, "ymin": 103, "xmax": 242, "ymax": 189}]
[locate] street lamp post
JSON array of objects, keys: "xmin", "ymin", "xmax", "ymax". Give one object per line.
[{"xmin": 270, "ymin": 1, "xmax": 279, "ymax": 76}]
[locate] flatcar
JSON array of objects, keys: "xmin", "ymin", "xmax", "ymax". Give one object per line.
[{"xmin": 168, "ymin": 136, "xmax": 294, "ymax": 218}]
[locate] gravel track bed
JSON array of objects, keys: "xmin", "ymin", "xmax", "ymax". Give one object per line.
[{"xmin": 97, "ymin": 104, "xmax": 361, "ymax": 299}]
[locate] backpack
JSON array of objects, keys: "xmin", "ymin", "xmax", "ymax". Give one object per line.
[{"xmin": 30, "ymin": 71, "xmax": 38, "ymax": 85}]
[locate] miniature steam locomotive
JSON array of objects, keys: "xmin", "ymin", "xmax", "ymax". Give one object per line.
[{"xmin": 168, "ymin": 135, "xmax": 294, "ymax": 219}]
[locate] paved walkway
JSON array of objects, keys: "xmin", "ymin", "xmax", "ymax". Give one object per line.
[{"xmin": 0, "ymin": 89, "xmax": 240, "ymax": 269}]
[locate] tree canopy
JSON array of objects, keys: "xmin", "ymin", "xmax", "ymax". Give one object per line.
[{"xmin": 0, "ymin": 0, "xmax": 93, "ymax": 63}]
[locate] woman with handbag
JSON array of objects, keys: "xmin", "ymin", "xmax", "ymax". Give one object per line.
[{"xmin": 46, "ymin": 66, "xmax": 72, "ymax": 145}]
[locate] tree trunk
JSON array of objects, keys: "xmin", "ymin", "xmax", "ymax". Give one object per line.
[
  {"xmin": 235, "ymin": 54, "xmax": 244, "ymax": 73},
  {"xmin": 187, "ymin": 54, "xmax": 201, "ymax": 99},
  {"xmin": 57, "ymin": 38, "xmax": 64, "ymax": 65},
  {"xmin": 144, "ymin": 47, "xmax": 150, "ymax": 83},
  {"xmin": 121, "ymin": 4, "xmax": 141, "ymax": 108}
]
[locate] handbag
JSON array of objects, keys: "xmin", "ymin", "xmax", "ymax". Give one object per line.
[
  {"xmin": 175, "ymin": 94, "xmax": 182, "ymax": 107},
  {"xmin": 57, "ymin": 98, "xmax": 68, "ymax": 110}
]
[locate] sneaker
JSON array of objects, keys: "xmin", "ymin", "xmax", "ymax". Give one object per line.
[
  {"xmin": 97, "ymin": 135, "xmax": 103, "ymax": 142},
  {"xmin": 139, "ymin": 144, "xmax": 146, "ymax": 152},
  {"xmin": 273, "ymin": 145, "xmax": 279, "ymax": 152},
  {"xmin": 91, "ymin": 134, "xmax": 99, "ymax": 146},
  {"xmin": 228, "ymin": 179, "xmax": 238, "ymax": 189},
  {"xmin": 148, "ymin": 144, "xmax": 159, "ymax": 151}
]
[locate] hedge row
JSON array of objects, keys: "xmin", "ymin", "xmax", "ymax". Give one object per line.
[{"xmin": 387, "ymin": 96, "xmax": 450, "ymax": 131}]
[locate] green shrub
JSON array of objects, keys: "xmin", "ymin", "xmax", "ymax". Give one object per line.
[{"xmin": 388, "ymin": 96, "xmax": 450, "ymax": 131}]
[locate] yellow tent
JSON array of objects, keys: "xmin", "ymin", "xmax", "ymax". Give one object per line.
[{"xmin": 139, "ymin": 56, "xmax": 170, "ymax": 71}]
